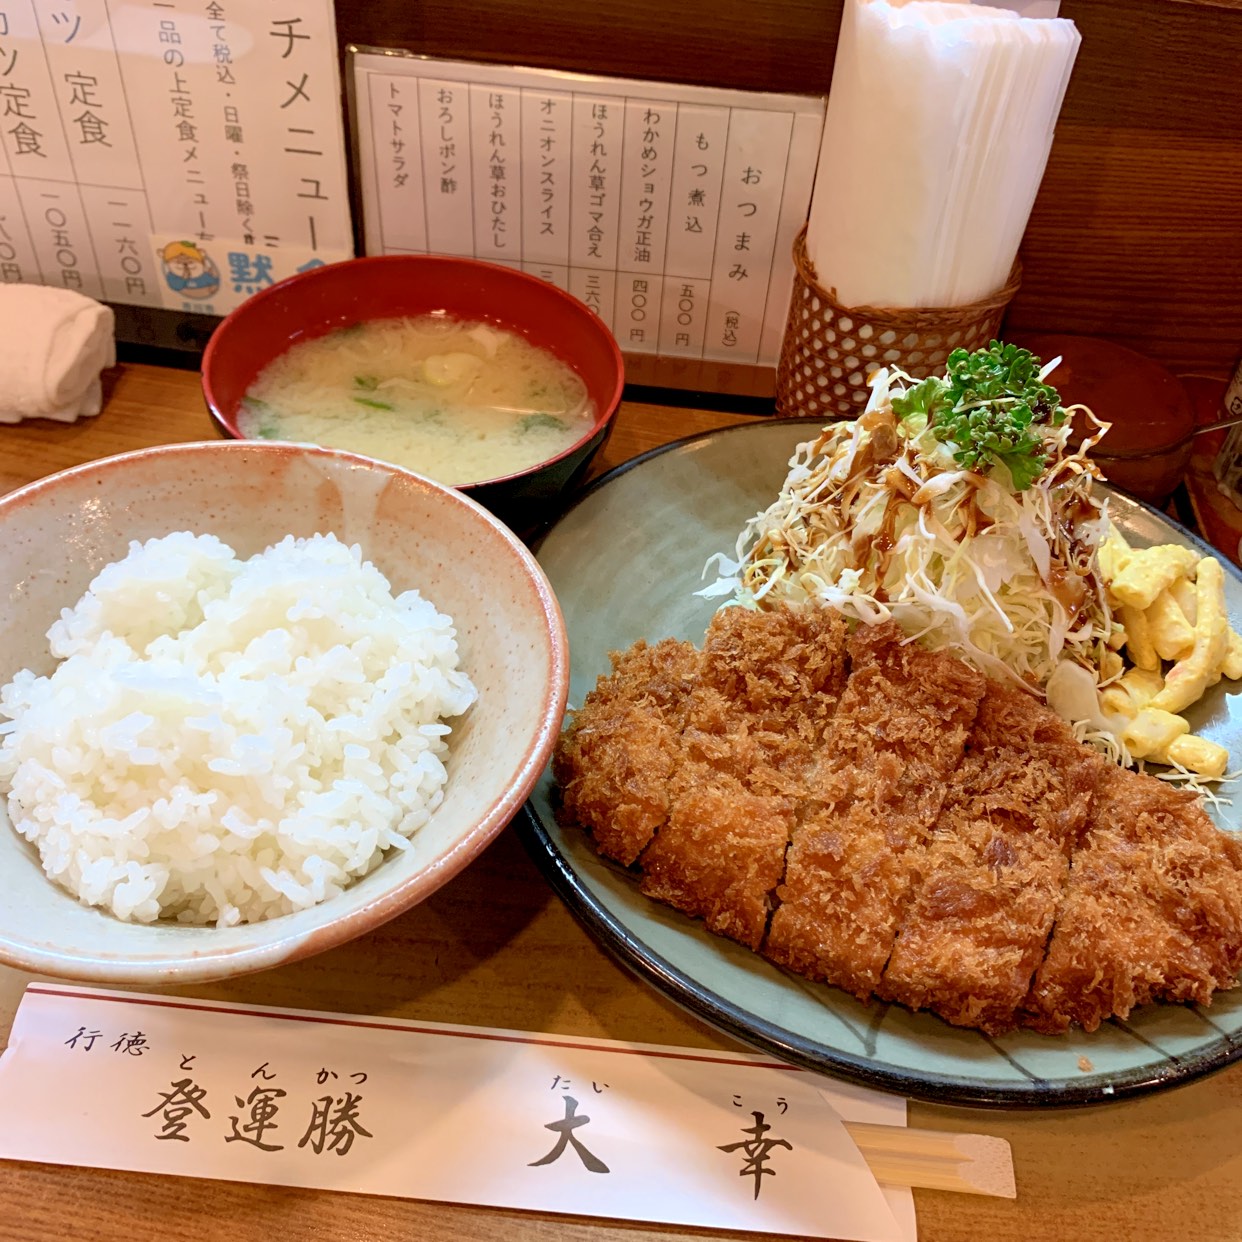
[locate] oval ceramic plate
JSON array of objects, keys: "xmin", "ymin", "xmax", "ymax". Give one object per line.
[{"xmin": 519, "ymin": 418, "xmax": 1242, "ymax": 1108}]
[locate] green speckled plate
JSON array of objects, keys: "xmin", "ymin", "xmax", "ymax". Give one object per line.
[{"xmin": 518, "ymin": 419, "xmax": 1242, "ymax": 1107}]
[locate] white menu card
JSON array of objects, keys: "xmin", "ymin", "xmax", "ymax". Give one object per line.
[{"xmin": 351, "ymin": 50, "xmax": 825, "ymax": 369}]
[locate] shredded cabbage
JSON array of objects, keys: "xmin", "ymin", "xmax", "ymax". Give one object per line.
[{"xmin": 703, "ymin": 364, "xmax": 1122, "ymax": 739}]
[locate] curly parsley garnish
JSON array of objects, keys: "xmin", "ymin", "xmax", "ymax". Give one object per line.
[{"xmin": 890, "ymin": 340, "xmax": 1067, "ymax": 490}]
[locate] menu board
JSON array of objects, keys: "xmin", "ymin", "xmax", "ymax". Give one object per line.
[
  {"xmin": 351, "ymin": 50, "xmax": 825, "ymax": 376},
  {"xmin": 0, "ymin": 0, "xmax": 353, "ymax": 318}
]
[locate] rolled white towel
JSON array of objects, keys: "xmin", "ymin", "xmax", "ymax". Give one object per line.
[{"xmin": 0, "ymin": 285, "xmax": 116, "ymax": 425}]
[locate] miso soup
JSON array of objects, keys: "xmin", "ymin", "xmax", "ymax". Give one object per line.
[{"xmin": 238, "ymin": 315, "xmax": 596, "ymax": 485}]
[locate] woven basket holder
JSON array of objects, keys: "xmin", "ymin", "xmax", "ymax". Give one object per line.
[{"xmin": 776, "ymin": 226, "xmax": 1022, "ymax": 420}]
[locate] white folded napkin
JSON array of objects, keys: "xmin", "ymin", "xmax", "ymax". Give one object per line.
[{"xmin": 0, "ymin": 285, "xmax": 116, "ymax": 425}]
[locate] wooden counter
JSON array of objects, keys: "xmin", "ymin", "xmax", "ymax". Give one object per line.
[{"xmin": 1, "ymin": 364, "xmax": 1240, "ymax": 1242}]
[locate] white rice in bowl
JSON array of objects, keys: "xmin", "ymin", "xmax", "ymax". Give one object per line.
[{"xmin": 0, "ymin": 531, "xmax": 477, "ymax": 927}]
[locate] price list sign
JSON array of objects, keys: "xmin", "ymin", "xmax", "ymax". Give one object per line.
[
  {"xmin": 0, "ymin": 1, "xmax": 352, "ymax": 318},
  {"xmin": 351, "ymin": 51, "xmax": 825, "ymax": 386}
]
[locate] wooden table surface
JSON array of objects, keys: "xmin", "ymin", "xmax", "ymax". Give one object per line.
[{"xmin": 1, "ymin": 363, "xmax": 1240, "ymax": 1242}]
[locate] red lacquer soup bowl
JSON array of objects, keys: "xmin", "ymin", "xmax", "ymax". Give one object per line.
[{"xmin": 202, "ymin": 254, "xmax": 625, "ymax": 529}]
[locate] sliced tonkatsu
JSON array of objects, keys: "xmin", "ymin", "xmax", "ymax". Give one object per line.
[
  {"xmin": 638, "ymin": 605, "xmax": 849, "ymax": 950},
  {"xmin": 762, "ymin": 621, "xmax": 987, "ymax": 999},
  {"xmin": 639, "ymin": 779, "xmax": 795, "ymax": 950},
  {"xmin": 552, "ymin": 607, "xmax": 1242, "ymax": 1034},
  {"xmin": 878, "ymin": 680, "xmax": 1105, "ymax": 1033},
  {"xmin": 1022, "ymin": 763, "xmax": 1242, "ymax": 1033},
  {"xmin": 552, "ymin": 637, "xmax": 698, "ymax": 864},
  {"xmin": 689, "ymin": 602, "xmax": 851, "ymax": 790}
]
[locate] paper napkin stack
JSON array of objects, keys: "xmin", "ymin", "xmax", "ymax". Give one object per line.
[{"xmin": 806, "ymin": 0, "xmax": 1080, "ymax": 308}]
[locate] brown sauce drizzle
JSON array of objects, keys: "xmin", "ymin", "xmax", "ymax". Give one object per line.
[{"xmin": 1046, "ymin": 561, "xmax": 1088, "ymax": 620}]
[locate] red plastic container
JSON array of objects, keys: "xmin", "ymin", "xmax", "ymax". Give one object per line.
[{"xmin": 201, "ymin": 255, "xmax": 625, "ymax": 529}]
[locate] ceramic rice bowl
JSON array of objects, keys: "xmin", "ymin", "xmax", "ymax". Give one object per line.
[{"xmin": 0, "ymin": 441, "xmax": 567, "ymax": 984}]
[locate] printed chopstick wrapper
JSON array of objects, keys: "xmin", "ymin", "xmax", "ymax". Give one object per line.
[{"xmin": 0, "ymin": 985, "xmax": 907, "ymax": 1242}]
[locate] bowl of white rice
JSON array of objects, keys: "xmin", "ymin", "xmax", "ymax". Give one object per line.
[{"xmin": 0, "ymin": 440, "xmax": 567, "ymax": 983}]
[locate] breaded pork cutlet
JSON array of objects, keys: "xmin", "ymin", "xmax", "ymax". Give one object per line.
[
  {"xmin": 554, "ymin": 611, "xmax": 1242, "ymax": 1035},
  {"xmin": 878, "ymin": 680, "xmax": 1105, "ymax": 1033},
  {"xmin": 763, "ymin": 621, "xmax": 986, "ymax": 998},
  {"xmin": 552, "ymin": 638, "xmax": 697, "ymax": 865},
  {"xmin": 690, "ymin": 604, "xmax": 850, "ymax": 791},
  {"xmin": 638, "ymin": 781, "xmax": 795, "ymax": 950},
  {"xmin": 1022, "ymin": 763, "xmax": 1242, "ymax": 1033},
  {"xmin": 638, "ymin": 605, "xmax": 849, "ymax": 950}
]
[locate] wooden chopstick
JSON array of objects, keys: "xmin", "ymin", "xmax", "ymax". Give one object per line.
[{"xmin": 844, "ymin": 1121, "xmax": 1016, "ymax": 1198}]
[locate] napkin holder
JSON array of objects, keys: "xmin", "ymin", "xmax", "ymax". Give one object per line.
[{"xmin": 776, "ymin": 226, "xmax": 1022, "ymax": 420}]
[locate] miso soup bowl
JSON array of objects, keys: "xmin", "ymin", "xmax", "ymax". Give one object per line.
[{"xmin": 201, "ymin": 254, "xmax": 625, "ymax": 530}]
